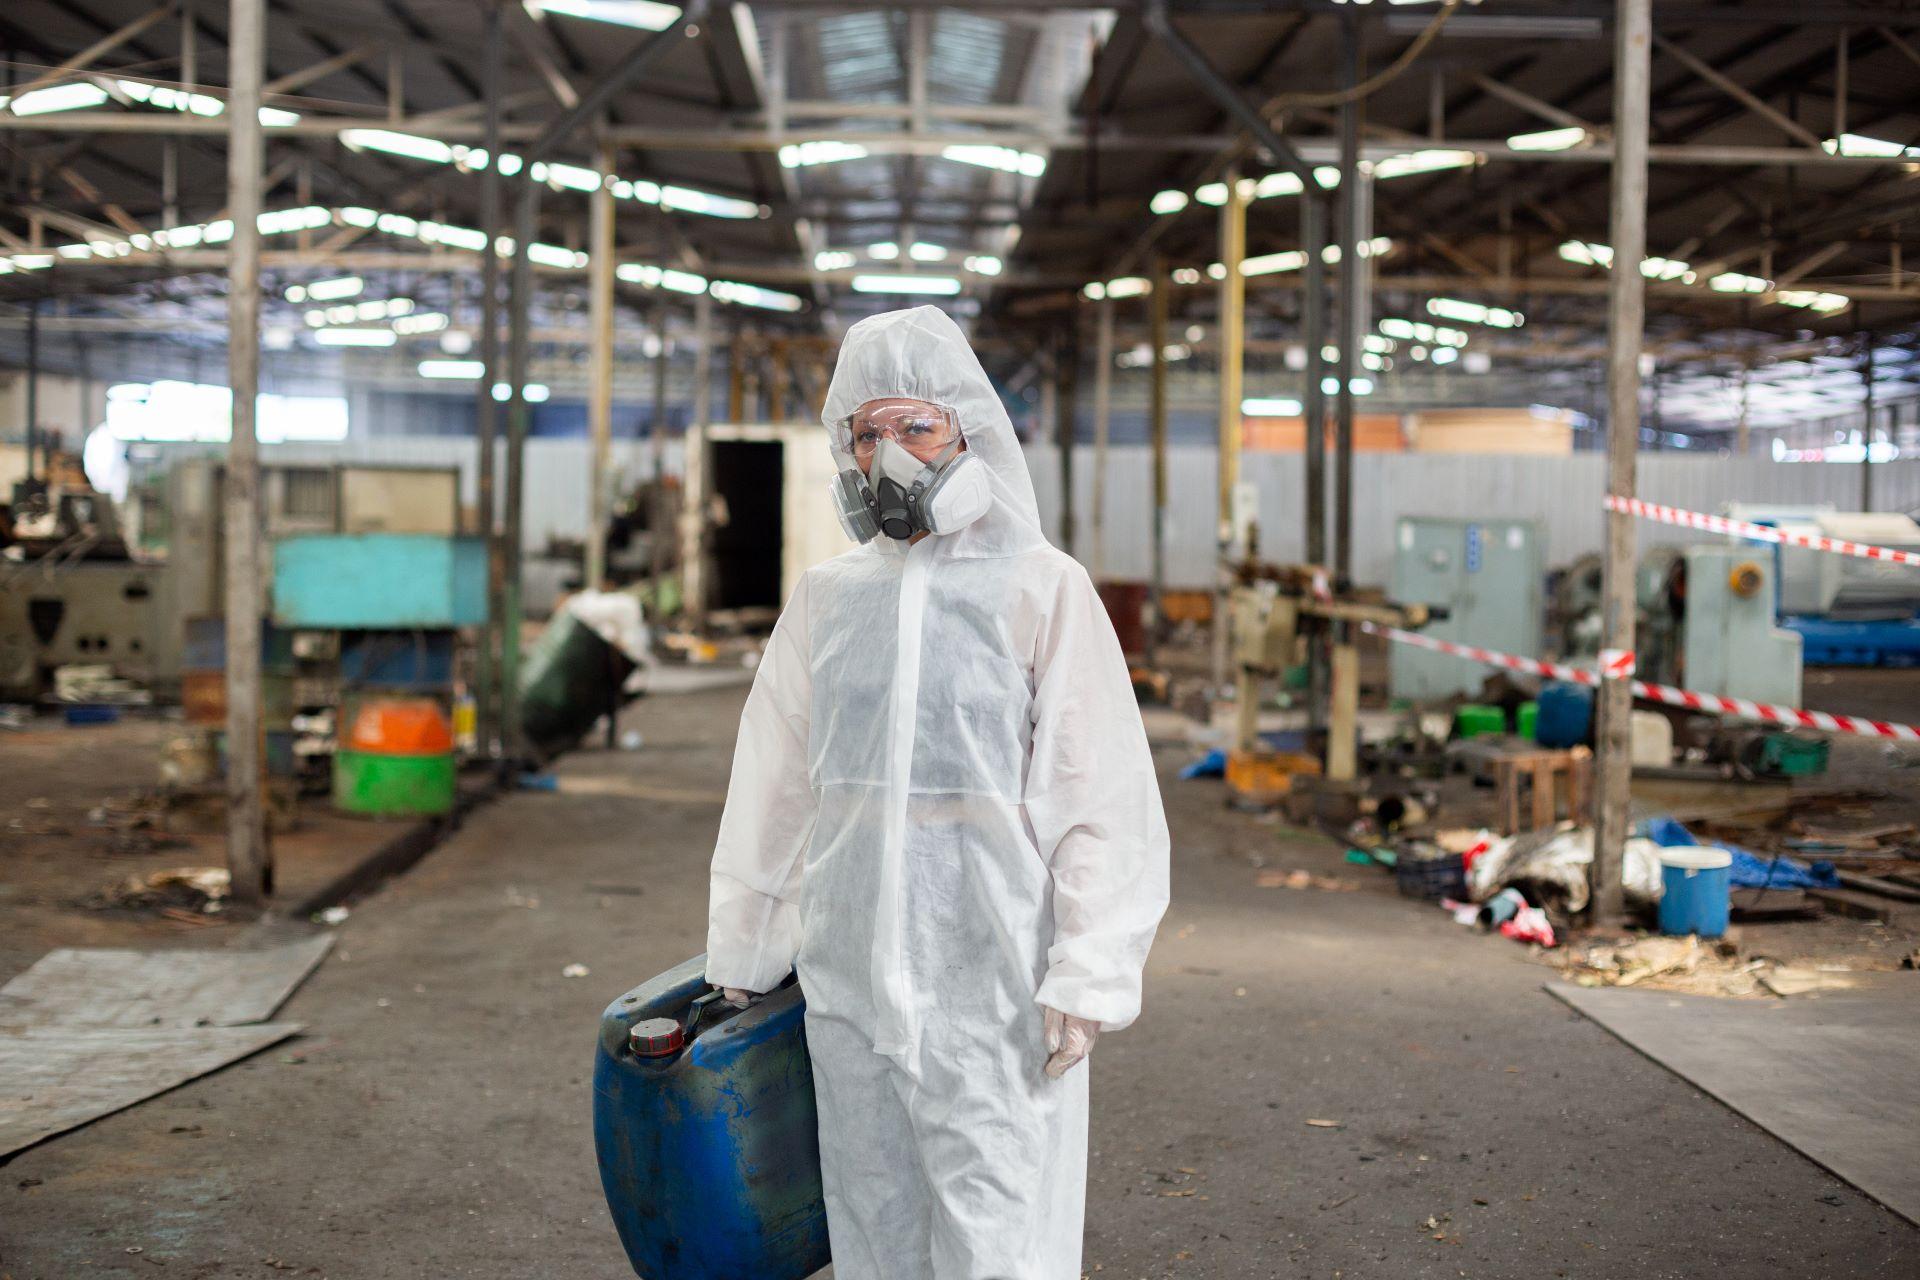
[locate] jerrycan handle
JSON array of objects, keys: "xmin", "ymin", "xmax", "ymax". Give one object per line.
[{"xmin": 682, "ymin": 988, "xmax": 726, "ymax": 1042}]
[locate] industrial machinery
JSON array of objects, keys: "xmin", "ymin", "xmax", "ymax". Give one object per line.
[
  {"xmin": 1724, "ymin": 503, "xmax": 1920, "ymax": 666},
  {"xmin": 270, "ymin": 532, "xmax": 487, "ymax": 809},
  {"xmin": 0, "ymin": 486, "xmax": 171, "ymax": 701},
  {"xmin": 1675, "ymin": 546, "xmax": 1803, "ymax": 708},
  {"xmin": 1228, "ymin": 560, "xmax": 1432, "ymax": 793},
  {"xmin": 1556, "ymin": 543, "xmax": 1802, "ymax": 712},
  {"xmin": 1389, "ymin": 517, "xmax": 1544, "ymax": 701}
]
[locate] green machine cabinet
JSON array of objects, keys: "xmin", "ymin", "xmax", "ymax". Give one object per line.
[{"xmin": 1389, "ymin": 517, "xmax": 1543, "ymax": 701}]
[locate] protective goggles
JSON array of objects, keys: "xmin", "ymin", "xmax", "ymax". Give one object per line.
[{"xmin": 832, "ymin": 401, "xmax": 962, "ymax": 461}]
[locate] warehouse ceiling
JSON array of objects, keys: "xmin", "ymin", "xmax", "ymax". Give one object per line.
[{"xmin": 4, "ymin": 0, "xmax": 1920, "ymax": 439}]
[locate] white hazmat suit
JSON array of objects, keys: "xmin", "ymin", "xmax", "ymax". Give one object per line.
[{"xmin": 706, "ymin": 305, "xmax": 1170, "ymax": 1280}]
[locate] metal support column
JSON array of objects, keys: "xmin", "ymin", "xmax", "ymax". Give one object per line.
[
  {"xmin": 1057, "ymin": 331, "xmax": 1077, "ymax": 556},
  {"xmin": 1861, "ymin": 330, "xmax": 1876, "ymax": 511},
  {"xmin": 1148, "ymin": 257, "xmax": 1169, "ymax": 668},
  {"xmin": 474, "ymin": 0, "xmax": 504, "ymax": 756},
  {"xmin": 1333, "ymin": 14, "xmax": 1360, "ymax": 587},
  {"xmin": 502, "ymin": 179, "xmax": 537, "ymax": 762},
  {"xmin": 1091, "ymin": 296, "xmax": 1114, "ymax": 582},
  {"xmin": 1301, "ymin": 192, "xmax": 1330, "ymax": 732},
  {"xmin": 224, "ymin": 0, "xmax": 269, "ymax": 905},
  {"xmin": 1736, "ymin": 355, "xmax": 1751, "ymax": 455},
  {"xmin": 498, "ymin": 0, "xmax": 707, "ymax": 759},
  {"xmin": 1593, "ymin": 0, "xmax": 1653, "ymax": 929},
  {"xmin": 1142, "ymin": 0, "xmax": 1336, "ymax": 710},
  {"xmin": 649, "ymin": 297, "xmax": 670, "ymax": 591},
  {"xmin": 693, "ymin": 290, "xmax": 714, "ymax": 432},
  {"xmin": 586, "ymin": 136, "xmax": 616, "ymax": 592},
  {"xmin": 23, "ymin": 299, "xmax": 38, "ymax": 485},
  {"xmin": 1212, "ymin": 170, "xmax": 1246, "ymax": 692}
]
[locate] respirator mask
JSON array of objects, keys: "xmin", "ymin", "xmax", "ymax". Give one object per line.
[{"xmin": 829, "ymin": 402, "xmax": 992, "ymax": 545}]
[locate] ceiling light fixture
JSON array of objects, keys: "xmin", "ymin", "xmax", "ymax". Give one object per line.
[{"xmin": 851, "ymin": 274, "xmax": 962, "ymax": 296}]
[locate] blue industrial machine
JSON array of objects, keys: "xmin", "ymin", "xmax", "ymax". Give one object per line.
[{"xmin": 593, "ymin": 955, "xmax": 830, "ymax": 1280}]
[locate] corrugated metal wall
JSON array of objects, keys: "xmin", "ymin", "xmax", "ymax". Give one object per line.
[
  {"xmin": 1027, "ymin": 448, "xmax": 1920, "ymax": 587},
  {"xmin": 213, "ymin": 436, "xmax": 1920, "ymax": 586}
]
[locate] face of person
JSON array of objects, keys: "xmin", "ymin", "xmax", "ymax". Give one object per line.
[{"xmin": 848, "ymin": 397, "xmax": 962, "ymax": 476}]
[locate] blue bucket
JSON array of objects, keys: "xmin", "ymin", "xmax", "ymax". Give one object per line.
[{"xmin": 1658, "ymin": 846, "xmax": 1733, "ymax": 938}]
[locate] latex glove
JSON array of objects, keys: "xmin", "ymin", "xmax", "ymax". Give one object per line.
[
  {"xmin": 1042, "ymin": 1006, "xmax": 1099, "ymax": 1079},
  {"xmin": 722, "ymin": 987, "xmax": 761, "ymax": 1008}
]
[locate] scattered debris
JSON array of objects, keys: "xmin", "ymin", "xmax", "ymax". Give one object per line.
[
  {"xmin": 51, "ymin": 663, "xmax": 151, "ymax": 705},
  {"xmin": 1467, "ymin": 826, "xmax": 1666, "ymax": 914},
  {"xmin": 1255, "ymin": 868, "xmax": 1359, "ymax": 892},
  {"xmin": 1759, "ymin": 966, "xmax": 1862, "ymax": 998},
  {"xmin": 1549, "ymin": 935, "xmax": 1856, "ymax": 998},
  {"xmin": 1499, "ymin": 905, "xmax": 1557, "ymax": 949},
  {"xmin": 1305, "ymin": 1119, "xmax": 1344, "ymax": 1129},
  {"xmin": 1834, "ymin": 871, "xmax": 1920, "ymax": 903},
  {"xmin": 1475, "ymin": 888, "xmax": 1529, "ymax": 932},
  {"xmin": 1395, "ymin": 847, "xmax": 1468, "ymax": 901},
  {"xmin": 87, "ymin": 866, "xmax": 230, "ymax": 917},
  {"xmin": 562, "ymin": 963, "xmax": 591, "ymax": 978},
  {"xmin": 586, "ymin": 884, "xmax": 647, "ymax": 897},
  {"xmin": 1562, "ymin": 936, "xmax": 1720, "ymax": 989},
  {"xmin": 315, "ymin": 906, "xmax": 350, "ymax": 926},
  {"xmin": 1179, "ymin": 750, "xmax": 1226, "ymax": 781}
]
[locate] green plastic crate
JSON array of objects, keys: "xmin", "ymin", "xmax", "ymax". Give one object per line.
[
  {"xmin": 1455, "ymin": 704, "xmax": 1504, "ymax": 739},
  {"xmin": 1759, "ymin": 732, "xmax": 1829, "ymax": 778}
]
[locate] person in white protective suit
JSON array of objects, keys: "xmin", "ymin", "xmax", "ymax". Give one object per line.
[{"xmin": 704, "ymin": 305, "xmax": 1170, "ymax": 1280}]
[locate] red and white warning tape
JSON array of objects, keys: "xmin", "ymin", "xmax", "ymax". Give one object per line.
[
  {"xmin": 1363, "ymin": 622, "xmax": 1920, "ymax": 741},
  {"xmin": 1606, "ymin": 494, "xmax": 1920, "ymax": 568}
]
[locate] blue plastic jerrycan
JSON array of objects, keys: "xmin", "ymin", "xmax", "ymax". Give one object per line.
[{"xmin": 592, "ymin": 954, "xmax": 831, "ymax": 1280}]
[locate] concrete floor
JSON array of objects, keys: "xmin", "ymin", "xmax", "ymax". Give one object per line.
[{"xmin": 4, "ymin": 681, "xmax": 1915, "ymax": 1279}]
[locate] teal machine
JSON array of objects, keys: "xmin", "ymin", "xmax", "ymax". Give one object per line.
[
  {"xmin": 593, "ymin": 956, "xmax": 830, "ymax": 1280},
  {"xmin": 270, "ymin": 533, "xmax": 488, "ymax": 790},
  {"xmin": 1389, "ymin": 517, "xmax": 1544, "ymax": 700}
]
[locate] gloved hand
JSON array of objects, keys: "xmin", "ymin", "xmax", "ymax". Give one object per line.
[
  {"xmin": 722, "ymin": 987, "xmax": 761, "ymax": 1008},
  {"xmin": 1042, "ymin": 1006, "xmax": 1099, "ymax": 1079}
]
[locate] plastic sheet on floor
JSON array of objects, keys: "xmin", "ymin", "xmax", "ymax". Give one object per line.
[
  {"xmin": 0, "ymin": 1023, "xmax": 300, "ymax": 1157},
  {"xmin": 1641, "ymin": 816, "xmax": 1841, "ymax": 891},
  {"xmin": 0, "ymin": 935, "xmax": 328, "ymax": 1156},
  {"xmin": 0, "ymin": 936, "xmax": 332, "ymax": 1029}
]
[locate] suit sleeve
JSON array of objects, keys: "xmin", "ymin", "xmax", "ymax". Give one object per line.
[
  {"xmin": 1025, "ymin": 563, "xmax": 1171, "ymax": 1031},
  {"xmin": 704, "ymin": 571, "xmax": 817, "ymax": 993}
]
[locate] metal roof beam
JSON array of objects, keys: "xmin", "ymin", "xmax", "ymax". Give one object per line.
[{"xmin": 6, "ymin": 2, "xmax": 177, "ymax": 101}]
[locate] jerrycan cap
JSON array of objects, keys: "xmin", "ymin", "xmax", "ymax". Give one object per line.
[{"xmin": 629, "ymin": 1017, "xmax": 685, "ymax": 1058}]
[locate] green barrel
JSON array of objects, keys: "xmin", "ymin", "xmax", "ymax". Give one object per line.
[
  {"xmin": 333, "ymin": 696, "xmax": 457, "ymax": 817},
  {"xmin": 520, "ymin": 612, "xmax": 636, "ymax": 761},
  {"xmin": 333, "ymin": 748, "xmax": 456, "ymax": 817}
]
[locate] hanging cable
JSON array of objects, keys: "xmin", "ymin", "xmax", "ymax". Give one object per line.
[{"xmin": 1264, "ymin": 0, "xmax": 1463, "ymax": 111}]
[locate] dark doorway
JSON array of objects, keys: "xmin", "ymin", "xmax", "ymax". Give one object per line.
[{"xmin": 708, "ymin": 440, "xmax": 784, "ymax": 612}]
